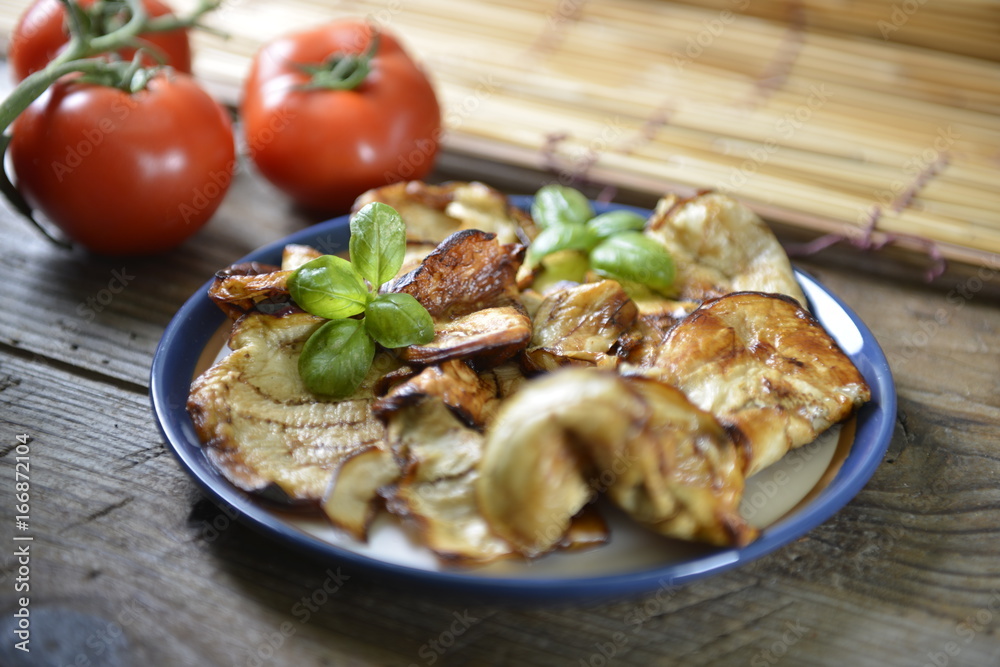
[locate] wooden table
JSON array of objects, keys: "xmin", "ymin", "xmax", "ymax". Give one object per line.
[{"xmin": 1, "ymin": 91, "xmax": 1000, "ymax": 667}]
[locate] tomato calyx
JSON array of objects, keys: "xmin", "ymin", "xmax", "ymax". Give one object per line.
[
  {"xmin": 295, "ymin": 31, "xmax": 381, "ymax": 91},
  {"xmin": 75, "ymin": 53, "xmax": 163, "ymax": 93}
]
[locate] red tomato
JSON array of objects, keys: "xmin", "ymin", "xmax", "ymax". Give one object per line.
[
  {"xmin": 9, "ymin": 72, "xmax": 235, "ymax": 255},
  {"xmin": 240, "ymin": 20, "xmax": 441, "ymax": 213},
  {"xmin": 8, "ymin": 0, "xmax": 192, "ymax": 82}
]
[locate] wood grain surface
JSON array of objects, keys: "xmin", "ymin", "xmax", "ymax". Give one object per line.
[{"xmin": 0, "ymin": 64, "xmax": 999, "ymax": 667}]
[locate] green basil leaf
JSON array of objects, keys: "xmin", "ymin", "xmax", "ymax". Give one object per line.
[
  {"xmin": 586, "ymin": 210, "xmax": 647, "ymax": 239},
  {"xmin": 288, "ymin": 255, "xmax": 370, "ymax": 319},
  {"xmin": 349, "ymin": 201, "xmax": 406, "ymax": 288},
  {"xmin": 525, "ymin": 224, "xmax": 599, "ymax": 269},
  {"xmin": 530, "ymin": 185, "xmax": 594, "ymax": 229},
  {"xmin": 298, "ymin": 318, "xmax": 376, "ymax": 397},
  {"xmin": 589, "ymin": 232, "xmax": 676, "ymax": 294},
  {"xmin": 365, "ymin": 293, "xmax": 435, "ymax": 348}
]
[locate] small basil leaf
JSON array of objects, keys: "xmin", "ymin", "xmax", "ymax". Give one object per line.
[
  {"xmin": 288, "ymin": 255, "xmax": 370, "ymax": 319},
  {"xmin": 525, "ymin": 224, "xmax": 599, "ymax": 269},
  {"xmin": 298, "ymin": 318, "xmax": 376, "ymax": 397},
  {"xmin": 586, "ymin": 210, "xmax": 647, "ymax": 239},
  {"xmin": 365, "ymin": 293, "xmax": 435, "ymax": 348},
  {"xmin": 530, "ymin": 185, "xmax": 594, "ymax": 229},
  {"xmin": 349, "ymin": 202, "xmax": 406, "ymax": 288},
  {"xmin": 589, "ymin": 232, "xmax": 676, "ymax": 294}
]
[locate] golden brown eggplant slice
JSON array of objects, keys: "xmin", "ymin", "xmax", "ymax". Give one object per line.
[
  {"xmin": 524, "ymin": 281, "xmax": 638, "ymax": 372},
  {"xmin": 647, "ymin": 291, "xmax": 871, "ymax": 476},
  {"xmin": 477, "ymin": 369, "xmax": 754, "ymax": 557},
  {"xmin": 644, "ymin": 192, "xmax": 807, "ymax": 306},
  {"xmin": 353, "ymin": 180, "xmax": 536, "ymax": 246},
  {"xmin": 321, "ymin": 445, "xmax": 400, "ymax": 541},
  {"xmin": 353, "ymin": 181, "xmax": 465, "ymax": 243},
  {"xmin": 399, "ymin": 306, "xmax": 532, "ymax": 368},
  {"xmin": 207, "ymin": 263, "xmax": 292, "ymax": 320},
  {"xmin": 187, "ymin": 311, "xmax": 399, "ymax": 500},
  {"xmin": 281, "ymin": 244, "xmax": 323, "ymax": 270},
  {"xmin": 382, "ymin": 398, "xmax": 515, "ymax": 564},
  {"xmin": 388, "ymin": 229, "xmax": 525, "ymax": 320},
  {"xmin": 372, "ymin": 359, "xmax": 502, "ymax": 428}
]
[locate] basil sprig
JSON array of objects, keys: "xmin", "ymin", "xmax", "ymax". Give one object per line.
[
  {"xmin": 288, "ymin": 202, "xmax": 434, "ymax": 397},
  {"xmin": 526, "ymin": 186, "xmax": 676, "ymax": 294}
]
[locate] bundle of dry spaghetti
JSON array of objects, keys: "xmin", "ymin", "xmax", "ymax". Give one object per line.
[{"xmin": 1, "ymin": 0, "xmax": 997, "ymax": 268}]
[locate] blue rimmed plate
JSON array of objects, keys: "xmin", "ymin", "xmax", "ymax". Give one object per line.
[{"xmin": 150, "ymin": 197, "xmax": 895, "ymax": 601}]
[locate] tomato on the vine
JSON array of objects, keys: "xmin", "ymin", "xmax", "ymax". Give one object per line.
[
  {"xmin": 8, "ymin": 0, "xmax": 192, "ymax": 82},
  {"xmin": 9, "ymin": 72, "xmax": 235, "ymax": 255},
  {"xmin": 240, "ymin": 20, "xmax": 441, "ymax": 213}
]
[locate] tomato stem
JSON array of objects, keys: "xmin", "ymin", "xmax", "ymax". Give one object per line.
[
  {"xmin": 298, "ymin": 31, "xmax": 381, "ymax": 92},
  {"xmin": 0, "ymin": 0, "xmax": 223, "ymax": 248}
]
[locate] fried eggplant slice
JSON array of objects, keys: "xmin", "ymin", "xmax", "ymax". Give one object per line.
[
  {"xmin": 644, "ymin": 192, "xmax": 807, "ymax": 306},
  {"xmin": 647, "ymin": 292, "xmax": 871, "ymax": 476},
  {"xmin": 353, "ymin": 180, "xmax": 536, "ymax": 246},
  {"xmin": 477, "ymin": 369, "xmax": 754, "ymax": 557},
  {"xmin": 524, "ymin": 281, "xmax": 638, "ymax": 372},
  {"xmin": 388, "ymin": 229, "xmax": 525, "ymax": 320},
  {"xmin": 399, "ymin": 306, "xmax": 532, "ymax": 368},
  {"xmin": 208, "ymin": 262, "xmax": 292, "ymax": 320},
  {"xmin": 383, "ymin": 397, "xmax": 515, "ymax": 565},
  {"xmin": 445, "ymin": 180, "xmax": 537, "ymax": 245},
  {"xmin": 353, "ymin": 181, "xmax": 465, "ymax": 243},
  {"xmin": 187, "ymin": 311, "xmax": 399, "ymax": 500},
  {"xmin": 372, "ymin": 359, "xmax": 502, "ymax": 428},
  {"xmin": 321, "ymin": 445, "xmax": 400, "ymax": 540},
  {"xmin": 618, "ymin": 302, "xmax": 696, "ymax": 368},
  {"xmin": 281, "ymin": 244, "xmax": 323, "ymax": 270}
]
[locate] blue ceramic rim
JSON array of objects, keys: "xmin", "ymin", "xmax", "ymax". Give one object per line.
[{"xmin": 150, "ymin": 197, "xmax": 896, "ymax": 601}]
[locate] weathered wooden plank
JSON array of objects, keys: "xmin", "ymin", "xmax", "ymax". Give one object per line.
[
  {"xmin": 0, "ymin": 59, "xmax": 999, "ymax": 665},
  {"xmin": 0, "ymin": 160, "xmax": 322, "ymax": 388},
  {"xmin": 1, "ymin": 333, "xmax": 1000, "ymax": 666}
]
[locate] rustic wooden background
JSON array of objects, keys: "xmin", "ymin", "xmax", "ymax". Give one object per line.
[
  {"xmin": 1, "ymin": 133, "xmax": 999, "ymax": 667},
  {"xmin": 0, "ymin": 7, "xmax": 999, "ymax": 667}
]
